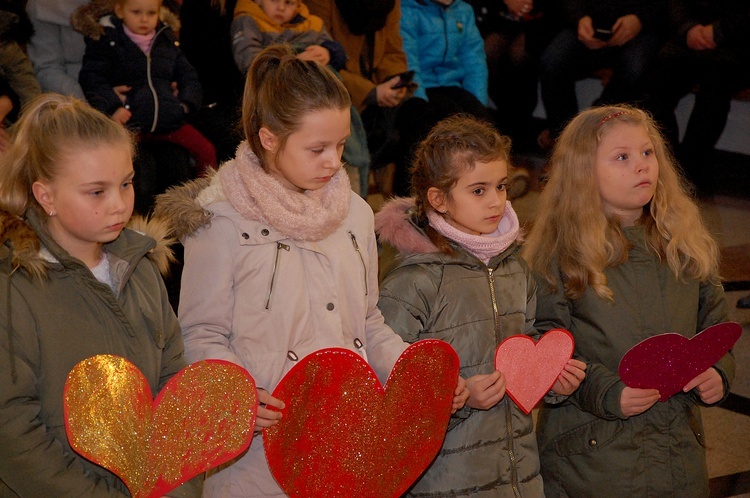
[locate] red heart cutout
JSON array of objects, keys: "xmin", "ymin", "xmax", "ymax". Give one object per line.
[
  {"xmin": 618, "ymin": 322, "xmax": 742, "ymax": 402},
  {"xmin": 64, "ymin": 355, "xmax": 258, "ymax": 498},
  {"xmin": 264, "ymin": 339, "xmax": 459, "ymax": 498},
  {"xmin": 494, "ymin": 329, "xmax": 574, "ymax": 414}
]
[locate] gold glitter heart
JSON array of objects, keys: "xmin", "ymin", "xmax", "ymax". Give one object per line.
[{"xmin": 64, "ymin": 355, "xmax": 257, "ymax": 498}]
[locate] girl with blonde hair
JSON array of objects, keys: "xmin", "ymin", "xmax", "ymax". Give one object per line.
[{"xmin": 523, "ymin": 104, "xmax": 733, "ymax": 497}]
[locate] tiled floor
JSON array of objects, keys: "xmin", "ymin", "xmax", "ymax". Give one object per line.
[{"xmin": 369, "ymin": 149, "xmax": 750, "ymax": 498}]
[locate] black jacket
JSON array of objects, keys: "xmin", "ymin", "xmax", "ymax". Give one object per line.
[{"xmin": 79, "ymin": 15, "xmax": 202, "ymax": 134}]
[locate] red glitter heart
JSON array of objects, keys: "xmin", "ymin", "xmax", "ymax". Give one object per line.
[
  {"xmin": 64, "ymin": 355, "xmax": 257, "ymax": 498},
  {"xmin": 618, "ymin": 322, "xmax": 742, "ymax": 402},
  {"xmin": 264, "ymin": 340, "xmax": 459, "ymax": 497},
  {"xmin": 494, "ymin": 329, "xmax": 575, "ymax": 414}
]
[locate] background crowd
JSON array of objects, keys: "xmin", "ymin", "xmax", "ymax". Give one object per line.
[{"xmin": 1, "ymin": 0, "xmax": 747, "ymax": 201}]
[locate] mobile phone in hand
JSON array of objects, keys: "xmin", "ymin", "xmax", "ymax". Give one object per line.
[
  {"xmin": 594, "ymin": 28, "xmax": 613, "ymax": 41},
  {"xmin": 391, "ymin": 70, "xmax": 416, "ymax": 89}
]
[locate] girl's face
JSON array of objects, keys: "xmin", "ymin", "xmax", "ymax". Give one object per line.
[
  {"xmin": 595, "ymin": 122, "xmax": 659, "ymax": 227},
  {"xmin": 115, "ymin": 0, "xmax": 160, "ymax": 35},
  {"xmin": 430, "ymin": 159, "xmax": 508, "ymax": 235},
  {"xmin": 32, "ymin": 143, "xmax": 135, "ymax": 267},
  {"xmin": 260, "ymin": 107, "xmax": 350, "ymax": 193}
]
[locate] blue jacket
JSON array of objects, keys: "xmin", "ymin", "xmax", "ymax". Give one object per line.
[
  {"xmin": 79, "ymin": 15, "xmax": 202, "ymax": 134},
  {"xmin": 400, "ymin": 0, "xmax": 488, "ymax": 104}
]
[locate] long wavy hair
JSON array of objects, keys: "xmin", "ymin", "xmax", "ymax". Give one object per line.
[
  {"xmin": 410, "ymin": 114, "xmax": 511, "ymax": 255},
  {"xmin": 522, "ymin": 105, "xmax": 720, "ymax": 301}
]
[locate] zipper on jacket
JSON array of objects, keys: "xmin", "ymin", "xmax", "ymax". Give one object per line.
[
  {"xmin": 147, "ymin": 25, "xmax": 169, "ymax": 132},
  {"xmin": 505, "ymin": 397, "xmax": 522, "ymax": 498},
  {"xmin": 349, "ymin": 232, "xmax": 368, "ymax": 296},
  {"xmin": 491, "ymin": 268, "xmax": 521, "ymax": 497},
  {"xmin": 265, "ymin": 242, "xmax": 290, "ymax": 309},
  {"xmin": 487, "ymin": 268, "xmax": 501, "ymax": 345}
]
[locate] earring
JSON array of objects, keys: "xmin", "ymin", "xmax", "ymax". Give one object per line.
[{"xmin": 48, "ymin": 210, "xmax": 55, "ymax": 217}]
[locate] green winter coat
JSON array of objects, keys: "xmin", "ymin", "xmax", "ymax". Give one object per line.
[
  {"xmin": 534, "ymin": 225, "xmax": 734, "ymax": 498},
  {"xmin": 376, "ymin": 198, "xmax": 544, "ymax": 497},
  {"xmin": 0, "ymin": 208, "xmax": 199, "ymax": 497}
]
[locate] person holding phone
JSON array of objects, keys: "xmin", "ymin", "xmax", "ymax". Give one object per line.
[{"xmin": 536, "ymin": 0, "xmax": 668, "ymax": 151}]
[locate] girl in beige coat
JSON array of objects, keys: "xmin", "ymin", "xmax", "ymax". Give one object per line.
[{"xmin": 156, "ymin": 45, "xmax": 467, "ymax": 497}]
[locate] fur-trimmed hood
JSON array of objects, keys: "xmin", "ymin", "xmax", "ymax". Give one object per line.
[
  {"xmin": 374, "ymin": 196, "xmax": 440, "ymax": 255},
  {"xmin": 0, "ymin": 208, "xmax": 175, "ymax": 278},
  {"xmin": 152, "ymin": 173, "xmax": 216, "ymax": 242},
  {"xmin": 71, "ymin": 0, "xmax": 181, "ymax": 40}
]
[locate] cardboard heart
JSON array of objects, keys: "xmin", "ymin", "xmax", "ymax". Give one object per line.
[
  {"xmin": 64, "ymin": 355, "xmax": 258, "ymax": 498},
  {"xmin": 619, "ymin": 322, "xmax": 742, "ymax": 402},
  {"xmin": 494, "ymin": 329, "xmax": 575, "ymax": 414},
  {"xmin": 264, "ymin": 339, "xmax": 459, "ymax": 498}
]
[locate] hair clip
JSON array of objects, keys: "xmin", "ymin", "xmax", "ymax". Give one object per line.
[{"xmin": 596, "ymin": 110, "xmax": 628, "ymax": 128}]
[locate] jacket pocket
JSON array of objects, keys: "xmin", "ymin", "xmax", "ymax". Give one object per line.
[
  {"xmin": 685, "ymin": 404, "xmax": 706, "ymax": 448},
  {"xmin": 552, "ymin": 417, "xmax": 626, "ymax": 457}
]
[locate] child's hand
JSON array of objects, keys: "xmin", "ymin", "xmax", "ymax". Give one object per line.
[
  {"xmin": 112, "ymin": 107, "xmax": 132, "ymax": 125},
  {"xmin": 620, "ymin": 386, "xmax": 660, "ymax": 417},
  {"xmin": 683, "ymin": 367, "xmax": 724, "ymax": 404},
  {"xmin": 465, "ymin": 370, "xmax": 506, "ymax": 410},
  {"xmin": 451, "ymin": 376, "xmax": 470, "ymax": 413},
  {"xmin": 297, "ymin": 45, "xmax": 331, "ymax": 66},
  {"xmin": 551, "ymin": 359, "xmax": 587, "ymax": 396},
  {"xmin": 112, "ymin": 85, "xmax": 131, "ymax": 104},
  {"xmin": 255, "ymin": 388, "xmax": 285, "ymax": 432}
]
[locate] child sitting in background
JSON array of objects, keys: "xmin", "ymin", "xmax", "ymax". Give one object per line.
[
  {"xmin": 231, "ymin": 0, "xmax": 346, "ymax": 74},
  {"xmin": 77, "ymin": 0, "xmax": 217, "ymax": 178}
]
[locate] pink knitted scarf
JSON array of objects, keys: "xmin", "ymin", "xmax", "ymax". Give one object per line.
[
  {"xmin": 427, "ymin": 201, "xmax": 520, "ymax": 264},
  {"xmin": 219, "ymin": 142, "xmax": 351, "ymax": 241}
]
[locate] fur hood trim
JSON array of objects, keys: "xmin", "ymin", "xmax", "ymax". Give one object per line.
[
  {"xmin": 71, "ymin": 0, "xmax": 181, "ymax": 40},
  {"xmin": 374, "ymin": 197, "xmax": 439, "ymax": 255},
  {"xmin": 152, "ymin": 173, "xmax": 216, "ymax": 241},
  {"xmin": 0, "ymin": 209, "xmax": 175, "ymax": 278}
]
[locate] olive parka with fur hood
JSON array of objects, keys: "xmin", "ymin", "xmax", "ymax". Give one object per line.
[
  {"xmin": 0, "ymin": 207, "xmax": 199, "ymax": 497},
  {"xmin": 375, "ymin": 197, "xmax": 545, "ymax": 497}
]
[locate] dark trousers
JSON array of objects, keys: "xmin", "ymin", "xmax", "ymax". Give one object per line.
[
  {"xmin": 540, "ymin": 28, "xmax": 661, "ymax": 136},
  {"xmin": 645, "ymin": 40, "xmax": 750, "ymax": 188}
]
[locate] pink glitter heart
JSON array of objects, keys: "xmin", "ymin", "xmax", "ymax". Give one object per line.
[
  {"xmin": 494, "ymin": 329, "xmax": 574, "ymax": 414},
  {"xmin": 618, "ymin": 322, "xmax": 742, "ymax": 402}
]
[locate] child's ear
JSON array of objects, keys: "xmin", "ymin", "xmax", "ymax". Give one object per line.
[
  {"xmin": 114, "ymin": 3, "xmax": 124, "ymax": 19},
  {"xmin": 427, "ymin": 187, "xmax": 447, "ymax": 214},
  {"xmin": 31, "ymin": 181, "xmax": 55, "ymax": 215},
  {"xmin": 258, "ymin": 127, "xmax": 279, "ymax": 153}
]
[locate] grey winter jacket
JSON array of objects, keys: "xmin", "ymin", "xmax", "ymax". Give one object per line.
[
  {"xmin": 376, "ymin": 198, "xmax": 544, "ymax": 497},
  {"xmin": 534, "ymin": 224, "xmax": 734, "ymax": 497},
  {"xmin": 0, "ymin": 208, "xmax": 199, "ymax": 497}
]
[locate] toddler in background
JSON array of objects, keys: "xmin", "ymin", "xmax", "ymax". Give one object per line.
[
  {"xmin": 78, "ymin": 0, "xmax": 217, "ymax": 177},
  {"xmin": 231, "ymin": 0, "xmax": 346, "ymax": 74}
]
